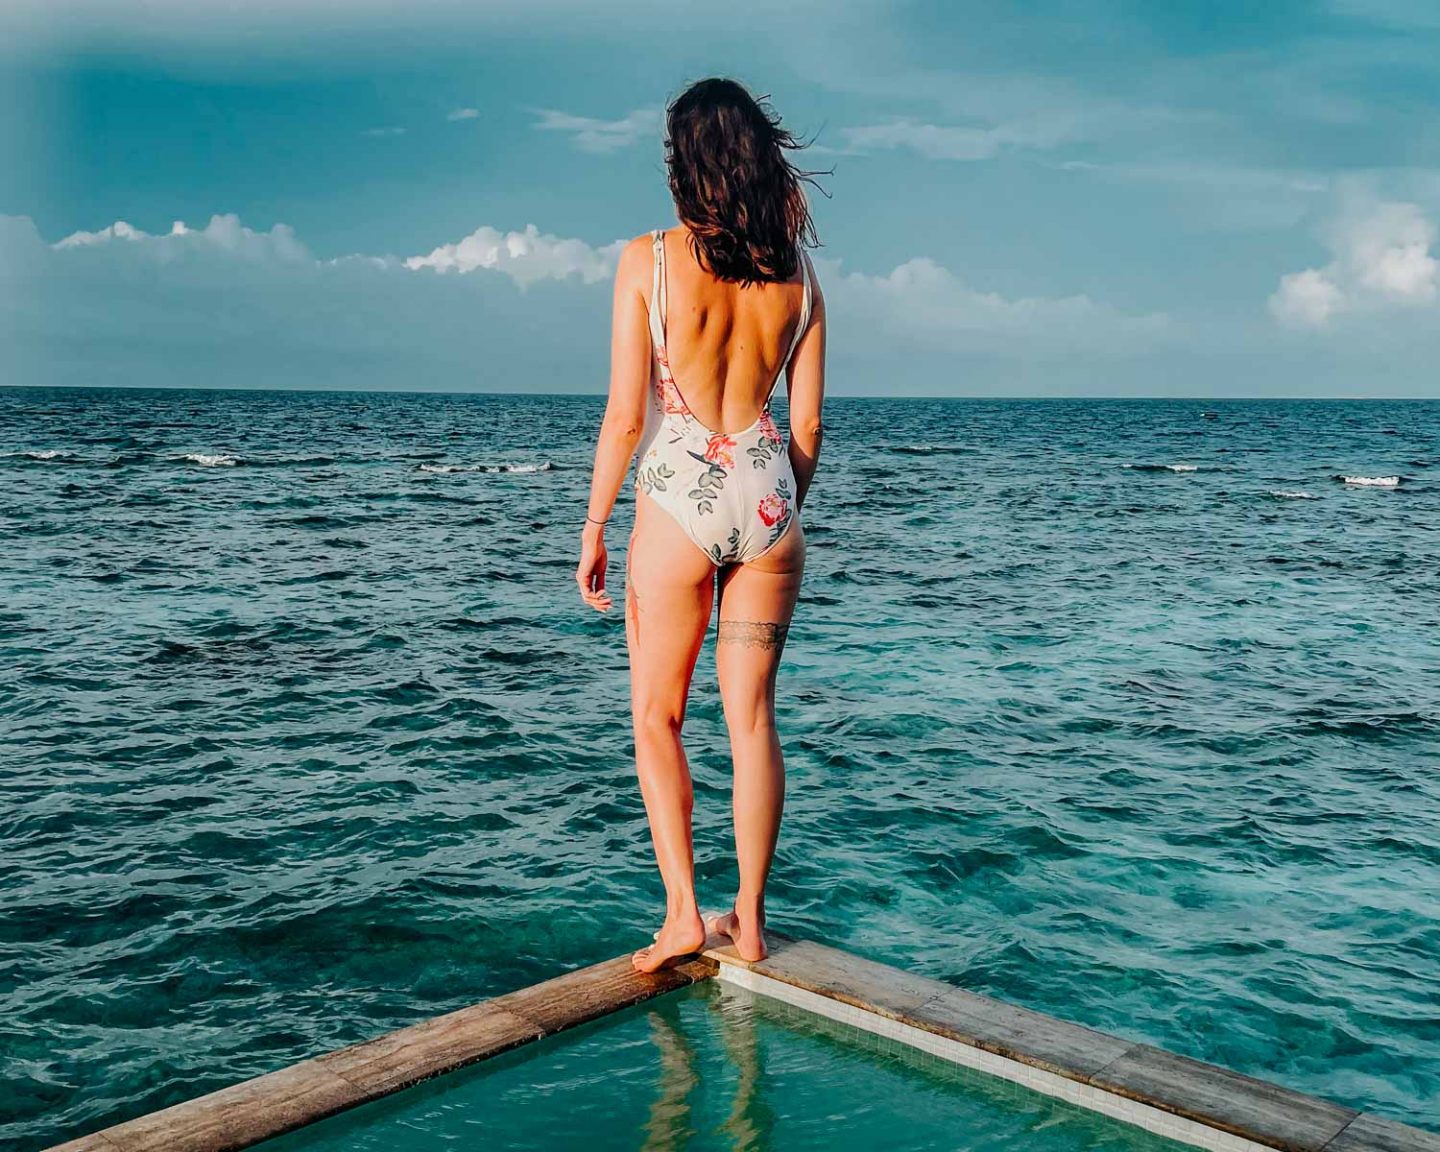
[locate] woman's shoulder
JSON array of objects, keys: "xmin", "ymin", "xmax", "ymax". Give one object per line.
[{"xmin": 615, "ymin": 231, "xmax": 660, "ymax": 283}]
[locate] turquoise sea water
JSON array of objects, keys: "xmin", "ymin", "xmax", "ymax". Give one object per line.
[
  {"xmin": 260, "ymin": 981, "xmax": 1189, "ymax": 1152},
  {"xmin": 2, "ymin": 387, "xmax": 1438, "ymax": 1150}
]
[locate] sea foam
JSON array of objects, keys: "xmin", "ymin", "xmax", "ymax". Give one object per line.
[
  {"xmin": 4, "ymin": 450, "xmax": 74, "ymax": 461},
  {"xmin": 182, "ymin": 453, "xmax": 241, "ymax": 467},
  {"xmin": 1337, "ymin": 475, "xmax": 1400, "ymax": 487},
  {"xmin": 418, "ymin": 462, "xmax": 555, "ymax": 474}
]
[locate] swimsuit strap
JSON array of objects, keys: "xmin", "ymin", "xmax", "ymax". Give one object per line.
[
  {"xmin": 649, "ymin": 229, "xmax": 668, "ymax": 351},
  {"xmin": 787, "ymin": 246, "xmax": 814, "ymax": 364}
]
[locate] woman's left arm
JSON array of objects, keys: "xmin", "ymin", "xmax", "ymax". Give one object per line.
[
  {"xmin": 786, "ymin": 260, "xmax": 827, "ymax": 512},
  {"xmin": 576, "ymin": 235, "xmax": 653, "ymax": 613}
]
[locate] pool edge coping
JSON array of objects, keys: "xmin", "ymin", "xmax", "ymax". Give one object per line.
[
  {"xmin": 44, "ymin": 935, "xmax": 1438, "ymax": 1152},
  {"xmin": 45, "ymin": 953, "xmax": 716, "ymax": 1152},
  {"xmin": 703, "ymin": 936, "xmax": 1438, "ymax": 1152}
]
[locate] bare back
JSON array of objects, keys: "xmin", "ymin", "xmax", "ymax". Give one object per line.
[{"xmin": 654, "ymin": 227, "xmax": 811, "ymax": 436}]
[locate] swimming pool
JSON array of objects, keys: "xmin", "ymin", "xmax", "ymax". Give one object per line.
[
  {"xmin": 259, "ymin": 979, "xmax": 1188, "ymax": 1152},
  {"xmin": 47, "ymin": 937, "xmax": 1435, "ymax": 1151}
]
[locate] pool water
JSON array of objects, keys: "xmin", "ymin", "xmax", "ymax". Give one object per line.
[{"xmin": 261, "ymin": 981, "xmax": 1189, "ymax": 1152}]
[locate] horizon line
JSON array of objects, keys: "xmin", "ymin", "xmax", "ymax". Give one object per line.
[{"xmin": 2, "ymin": 384, "xmax": 1437, "ymax": 403}]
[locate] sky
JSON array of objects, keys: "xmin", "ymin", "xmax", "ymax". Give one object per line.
[{"xmin": 2, "ymin": 0, "xmax": 1439, "ymax": 397}]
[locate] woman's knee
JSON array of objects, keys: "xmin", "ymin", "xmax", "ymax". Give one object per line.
[
  {"xmin": 633, "ymin": 697, "xmax": 685, "ymax": 742},
  {"xmin": 721, "ymin": 691, "xmax": 776, "ymax": 740}
]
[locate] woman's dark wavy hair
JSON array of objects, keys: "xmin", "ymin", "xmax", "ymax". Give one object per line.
[{"xmin": 665, "ymin": 77, "xmax": 824, "ymax": 286}]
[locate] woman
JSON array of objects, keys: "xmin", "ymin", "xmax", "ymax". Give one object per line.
[{"xmin": 575, "ymin": 78, "xmax": 827, "ymax": 973}]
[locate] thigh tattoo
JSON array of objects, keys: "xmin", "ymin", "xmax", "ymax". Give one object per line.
[{"xmin": 717, "ymin": 620, "xmax": 790, "ymax": 650}]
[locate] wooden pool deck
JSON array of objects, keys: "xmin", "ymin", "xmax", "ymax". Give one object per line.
[{"xmin": 48, "ymin": 935, "xmax": 1438, "ymax": 1152}]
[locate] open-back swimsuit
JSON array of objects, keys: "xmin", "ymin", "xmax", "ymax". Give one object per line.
[{"xmin": 634, "ymin": 228, "xmax": 814, "ymax": 566}]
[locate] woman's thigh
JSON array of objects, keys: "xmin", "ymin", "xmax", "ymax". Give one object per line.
[
  {"xmin": 626, "ymin": 491, "xmax": 717, "ymax": 720},
  {"xmin": 714, "ymin": 521, "xmax": 806, "ymax": 714}
]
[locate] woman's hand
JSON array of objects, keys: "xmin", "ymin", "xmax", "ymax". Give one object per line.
[{"xmin": 575, "ymin": 523, "xmax": 612, "ymax": 612}]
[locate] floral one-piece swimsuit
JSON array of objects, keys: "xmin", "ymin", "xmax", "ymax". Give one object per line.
[{"xmin": 633, "ymin": 228, "xmax": 814, "ymax": 566}]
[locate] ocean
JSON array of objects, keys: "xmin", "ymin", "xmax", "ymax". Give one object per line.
[{"xmin": 2, "ymin": 386, "xmax": 1437, "ymax": 1149}]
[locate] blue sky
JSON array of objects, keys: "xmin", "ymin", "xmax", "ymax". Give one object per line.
[{"xmin": 2, "ymin": 0, "xmax": 1439, "ymax": 396}]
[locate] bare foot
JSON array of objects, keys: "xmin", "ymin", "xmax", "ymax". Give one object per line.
[
  {"xmin": 632, "ymin": 911, "xmax": 706, "ymax": 973},
  {"xmin": 705, "ymin": 908, "xmax": 768, "ymax": 963}
]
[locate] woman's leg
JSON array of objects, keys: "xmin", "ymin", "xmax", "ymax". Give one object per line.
[
  {"xmin": 626, "ymin": 492, "xmax": 716, "ymax": 972},
  {"xmin": 708, "ymin": 523, "xmax": 806, "ymax": 962}
]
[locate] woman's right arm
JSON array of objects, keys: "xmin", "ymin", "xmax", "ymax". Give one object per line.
[
  {"xmin": 786, "ymin": 265, "xmax": 827, "ymax": 510},
  {"xmin": 576, "ymin": 235, "xmax": 652, "ymax": 612}
]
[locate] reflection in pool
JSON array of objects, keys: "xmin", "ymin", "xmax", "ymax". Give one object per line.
[{"xmin": 263, "ymin": 980, "xmax": 1190, "ymax": 1151}]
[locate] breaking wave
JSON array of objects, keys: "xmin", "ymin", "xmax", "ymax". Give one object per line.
[
  {"xmin": 181, "ymin": 453, "xmax": 241, "ymax": 467},
  {"xmin": 418, "ymin": 461, "xmax": 555, "ymax": 474},
  {"xmin": 1337, "ymin": 475, "xmax": 1400, "ymax": 487},
  {"xmin": 3, "ymin": 449, "xmax": 76, "ymax": 461}
]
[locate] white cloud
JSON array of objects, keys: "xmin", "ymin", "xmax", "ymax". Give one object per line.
[
  {"xmin": 404, "ymin": 224, "xmax": 624, "ymax": 285},
  {"xmin": 396, "ymin": 223, "xmax": 1171, "ymax": 354},
  {"xmin": 1057, "ymin": 160, "xmax": 1329, "ymax": 232},
  {"xmin": 2, "ymin": 211, "xmax": 1177, "ymax": 394},
  {"xmin": 532, "ymin": 106, "xmax": 660, "ymax": 154},
  {"xmin": 0, "ymin": 213, "xmax": 619, "ymax": 393},
  {"xmin": 1270, "ymin": 200, "xmax": 1438, "ymax": 327},
  {"xmin": 447, "ymin": 107, "xmax": 480, "ymax": 121},
  {"xmin": 41, "ymin": 214, "xmax": 618, "ymax": 288},
  {"xmin": 53, "ymin": 219, "xmax": 150, "ymax": 247},
  {"xmin": 1270, "ymin": 269, "xmax": 1345, "ymax": 327},
  {"xmin": 839, "ymin": 114, "xmax": 1077, "ymax": 161},
  {"xmin": 840, "ymin": 121, "xmax": 1003, "ymax": 162},
  {"xmin": 1346, "ymin": 203, "xmax": 1438, "ymax": 300},
  {"xmin": 55, "ymin": 214, "xmax": 311, "ymax": 263},
  {"xmin": 822, "ymin": 255, "xmax": 1169, "ymax": 354}
]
